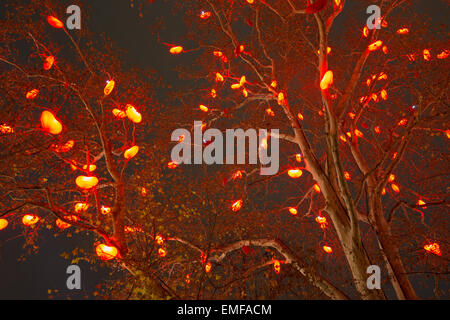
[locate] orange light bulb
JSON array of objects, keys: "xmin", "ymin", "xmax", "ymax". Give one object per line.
[
  {"xmin": 96, "ymin": 244, "xmax": 118, "ymax": 260},
  {"xmin": 75, "ymin": 176, "xmax": 99, "ymax": 189},
  {"xmin": 47, "ymin": 16, "xmax": 64, "ymax": 28},
  {"xmin": 40, "ymin": 110, "xmax": 62, "ymax": 135},
  {"xmin": 124, "ymin": 145, "xmax": 139, "ymax": 159}
]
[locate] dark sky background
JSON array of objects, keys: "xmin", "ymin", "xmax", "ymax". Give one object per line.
[{"xmin": 0, "ymin": 0, "xmax": 448, "ymax": 299}]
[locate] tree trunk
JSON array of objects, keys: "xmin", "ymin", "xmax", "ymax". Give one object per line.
[{"xmin": 369, "ymin": 195, "xmax": 419, "ymax": 299}]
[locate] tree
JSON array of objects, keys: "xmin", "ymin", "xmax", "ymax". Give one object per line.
[
  {"xmin": 136, "ymin": 0, "xmax": 448, "ymax": 299},
  {"xmin": 0, "ymin": 0, "xmax": 448, "ymax": 300}
]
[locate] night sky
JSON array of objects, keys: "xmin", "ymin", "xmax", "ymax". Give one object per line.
[{"xmin": 0, "ymin": 0, "xmax": 448, "ymax": 299}]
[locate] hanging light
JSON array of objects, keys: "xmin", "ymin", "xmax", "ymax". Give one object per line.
[
  {"xmin": 82, "ymin": 164, "xmax": 96, "ymax": 172},
  {"xmin": 232, "ymin": 170, "xmax": 243, "ymax": 180},
  {"xmin": 124, "ymin": 145, "xmax": 139, "ymax": 159},
  {"xmin": 423, "ymin": 49, "xmax": 431, "ymax": 61},
  {"xmin": 74, "ymin": 202, "xmax": 89, "ymax": 213},
  {"xmin": 112, "ymin": 108, "xmax": 126, "ymax": 119},
  {"xmin": 56, "ymin": 219, "xmax": 71, "ymax": 230},
  {"xmin": 22, "ymin": 214, "xmax": 39, "ymax": 226},
  {"xmin": 231, "ymin": 200, "xmax": 243, "ymax": 212},
  {"xmin": 354, "ymin": 129, "xmax": 363, "ymax": 138},
  {"xmin": 156, "ymin": 235, "xmax": 164, "ymax": 245},
  {"xmin": 0, "ymin": 124, "xmax": 14, "ymax": 134},
  {"xmin": 0, "ymin": 218, "xmax": 8, "ymax": 230},
  {"xmin": 40, "ymin": 110, "xmax": 62, "ymax": 135},
  {"xmin": 396, "ymin": 28, "xmax": 409, "ymax": 35},
  {"xmin": 96, "ymin": 244, "xmax": 118, "ymax": 260},
  {"xmin": 315, "ymin": 216, "xmax": 327, "ymax": 224},
  {"xmin": 313, "ymin": 184, "xmax": 321, "ymax": 193},
  {"xmin": 167, "ymin": 161, "xmax": 178, "ymax": 169},
  {"xmin": 368, "ymin": 40, "xmax": 383, "ymax": 52},
  {"xmin": 104, "ymin": 80, "xmax": 115, "ymax": 96},
  {"xmin": 288, "ymin": 207, "xmax": 298, "ymax": 215},
  {"xmin": 322, "ymin": 245, "xmax": 333, "ymax": 253},
  {"xmin": 56, "ymin": 216, "xmax": 78, "ymax": 230},
  {"xmin": 47, "ymin": 16, "xmax": 64, "ymax": 28},
  {"xmin": 215, "ymin": 72, "xmax": 224, "ymax": 82},
  {"xmin": 363, "ymin": 26, "xmax": 369, "ymax": 38},
  {"xmin": 287, "ymin": 168, "xmax": 303, "ymax": 178},
  {"xmin": 277, "ymin": 92, "xmax": 285, "ymax": 105},
  {"xmin": 437, "ymin": 50, "xmax": 449, "ymax": 59},
  {"xmin": 266, "ymin": 108, "xmax": 275, "ymax": 117},
  {"xmin": 75, "ymin": 176, "xmax": 98, "ymax": 189},
  {"xmin": 424, "ymin": 243, "xmax": 441, "ymax": 256},
  {"xmin": 273, "ymin": 260, "xmax": 281, "ymax": 274},
  {"xmin": 125, "ymin": 104, "xmax": 142, "ymax": 123},
  {"xmin": 199, "ymin": 11, "xmax": 211, "ymax": 19},
  {"xmin": 52, "ymin": 140, "xmax": 75, "ymax": 153},
  {"xmin": 158, "ymin": 248, "xmax": 167, "ymax": 257},
  {"xmin": 43, "ymin": 55, "xmax": 55, "ymax": 70},
  {"xmin": 199, "ymin": 105, "xmax": 209, "ymax": 112},
  {"xmin": 390, "ymin": 183, "xmax": 400, "ymax": 193},
  {"xmin": 100, "ymin": 206, "xmax": 111, "ymax": 215},
  {"xmin": 169, "ymin": 46, "xmax": 183, "ymax": 54},
  {"xmin": 320, "ymin": 70, "xmax": 333, "ymax": 90},
  {"xmin": 26, "ymin": 89, "xmax": 39, "ymax": 99}
]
